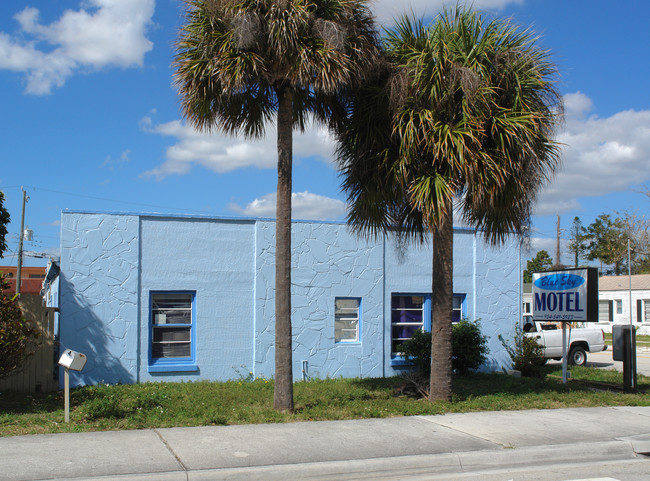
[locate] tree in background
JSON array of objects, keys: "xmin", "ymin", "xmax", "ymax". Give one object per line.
[
  {"xmin": 619, "ymin": 211, "xmax": 650, "ymax": 274},
  {"xmin": 333, "ymin": 8, "xmax": 561, "ymax": 401},
  {"xmin": 523, "ymin": 250, "xmax": 553, "ymax": 283},
  {"xmin": 174, "ymin": 0, "xmax": 381, "ymax": 411},
  {"xmin": 584, "ymin": 214, "xmax": 628, "ymax": 275},
  {"xmin": 0, "ymin": 191, "xmax": 38, "ymax": 379},
  {"xmin": 566, "ymin": 216, "xmax": 588, "ymax": 268},
  {"xmin": 0, "ymin": 192, "xmax": 9, "ymax": 255}
]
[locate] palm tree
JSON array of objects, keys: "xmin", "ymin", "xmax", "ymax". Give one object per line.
[
  {"xmin": 333, "ymin": 8, "xmax": 562, "ymax": 401},
  {"xmin": 174, "ymin": 0, "xmax": 380, "ymax": 411}
]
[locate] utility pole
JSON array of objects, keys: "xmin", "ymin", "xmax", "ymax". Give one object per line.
[{"xmin": 16, "ymin": 188, "xmax": 27, "ymax": 295}]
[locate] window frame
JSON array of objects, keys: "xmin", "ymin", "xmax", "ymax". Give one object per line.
[
  {"xmin": 391, "ymin": 293, "xmax": 466, "ymax": 363},
  {"xmin": 452, "ymin": 294, "xmax": 466, "ymax": 323},
  {"xmin": 641, "ymin": 299, "xmax": 650, "ymax": 323},
  {"xmin": 334, "ymin": 297, "xmax": 361, "ymax": 344},
  {"xmin": 391, "ymin": 294, "xmax": 429, "ymax": 359},
  {"xmin": 599, "ymin": 300, "xmax": 613, "ymax": 323},
  {"xmin": 148, "ymin": 291, "xmax": 198, "ymax": 373}
]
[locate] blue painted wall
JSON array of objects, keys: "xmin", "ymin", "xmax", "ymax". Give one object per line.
[
  {"xmin": 58, "ymin": 211, "xmax": 519, "ymax": 387},
  {"xmin": 60, "ymin": 213, "xmax": 140, "ymax": 386}
]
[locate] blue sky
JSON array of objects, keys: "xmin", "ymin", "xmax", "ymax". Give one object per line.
[{"xmin": 1, "ymin": 0, "xmax": 648, "ymax": 268}]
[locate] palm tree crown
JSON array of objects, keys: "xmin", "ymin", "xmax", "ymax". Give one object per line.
[
  {"xmin": 175, "ymin": 0, "xmax": 380, "ymax": 137},
  {"xmin": 338, "ymin": 9, "xmax": 561, "ymax": 243}
]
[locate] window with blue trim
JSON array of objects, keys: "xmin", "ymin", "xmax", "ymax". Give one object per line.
[
  {"xmin": 391, "ymin": 293, "xmax": 465, "ymax": 357},
  {"xmin": 149, "ymin": 291, "xmax": 197, "ymax": 372},
  {"xmin": 391, "ymin": 295, "xmax": 427, "ymax": 356},
  {"xmin": 335, "ymin": 298, "xmax": 360, "ymax": 343},
  {"xmin": 452, "ymin": 294, "xmax": 466, "ymax": 323}
]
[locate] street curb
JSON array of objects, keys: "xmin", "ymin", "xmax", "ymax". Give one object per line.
[
  {"xmin": 31, "ymin": 439, "xmax": 641, "ymax": 481},
  {"xmin": 621, "ymin": 434, "xmax": 650, "ymax": 455}
]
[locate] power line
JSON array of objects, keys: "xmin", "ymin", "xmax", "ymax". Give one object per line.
[{"xmin": 14, "ymin": 185, "xmax": 211, "ymax": 215}]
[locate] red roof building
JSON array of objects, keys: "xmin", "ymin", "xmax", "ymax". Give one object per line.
[{"xmin": 1, "ymin": 266, "xmax": 47, "ymax": 295}]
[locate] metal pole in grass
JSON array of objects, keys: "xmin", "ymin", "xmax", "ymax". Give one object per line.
[
  {"xmin": 58, "ymin": 350, "xmax": 87, "ymax": 423},
  {"xmin": 562, "ymin": 322, "xmax": 568, "ymax": 384},
  {"xmin": 64, "ymin": 368, "xmax": 70, "ymax": 423},
  {"xmin": 628, "ymin": 240, "xmax": 637, "ymax": 391}
]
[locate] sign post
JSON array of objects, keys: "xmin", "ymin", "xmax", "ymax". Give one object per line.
[
  {"xmin": 532, "ymin": 268, "xmax": 599, "ymax": 384},
  {"xmin": 561, "ymin": 322, "xmax": 568, "ymax": 384}
]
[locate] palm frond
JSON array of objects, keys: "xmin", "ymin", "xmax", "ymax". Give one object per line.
[{"xmin": 332, "ymin": 4, "xmax": 562, "ymax": 245}]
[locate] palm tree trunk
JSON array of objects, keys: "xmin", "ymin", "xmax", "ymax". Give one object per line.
[
  {"xmin": 429, "ymin": 200, "xmax": 453, "ymax": 402},
  {"xmin": 274, "ymin": 85, "xmax": 294, "ymax": 412}
]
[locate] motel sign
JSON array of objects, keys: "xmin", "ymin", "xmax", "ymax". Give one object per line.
[{"xmin": 532, "ymin": 268, "xmax": 599, "ymax": 322}]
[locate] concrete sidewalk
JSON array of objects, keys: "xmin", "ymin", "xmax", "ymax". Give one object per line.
[{"xmin": 2, "ymin": 407, "xmax": 649, "ymax": 481}]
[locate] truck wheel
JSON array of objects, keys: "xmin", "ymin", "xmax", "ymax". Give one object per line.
[{"xmin": 569, "ymin": 346, "xmax": 587, "ymax": 366}]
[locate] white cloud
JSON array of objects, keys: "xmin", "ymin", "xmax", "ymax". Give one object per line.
[
  {"xmin": 228, "ymin": 191, "xmax": 346, "ymax": 221},
  {"xmin": 141, "ymin": 119, "xmax": 336, "ymax": 179},
  {"xmin": 101, "ymin": 149, "xmax": 131, "ymax": 170},
  {"xmin": 535, "ymin": 92, "xmax": 650, "ymax": 216},
  {"xmin": 0, "ymin": 0, "xmax": 154, "ymax": 94},
  {"xmin": 562, "ymin": 91, "xmax": 593, "ymax": 118}
]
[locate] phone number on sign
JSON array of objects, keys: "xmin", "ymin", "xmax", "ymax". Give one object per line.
[{"xmin": 536, "ymin": 313, "xmax": 580, "ymax": 321}]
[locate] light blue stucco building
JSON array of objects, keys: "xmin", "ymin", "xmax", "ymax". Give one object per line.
[{"xmin": 52, "ymin": 210, "xmax": 520, "ymax": 388}]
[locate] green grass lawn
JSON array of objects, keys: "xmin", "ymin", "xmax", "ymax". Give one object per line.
[
  {"xmin": 603, "ymin": 333, "xmax": 650, "ymax": 347},
  {"xmin": 1, "ymin": 367, "xmax": 648, "ymax": 438}
]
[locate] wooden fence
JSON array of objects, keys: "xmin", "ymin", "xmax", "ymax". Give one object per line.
[{"xmin": 0, "ymin": 294, "xmax": 58, "ymax": 392}]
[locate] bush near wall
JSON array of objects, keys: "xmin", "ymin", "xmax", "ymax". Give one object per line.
[
  {"xmin": 401, "ymin": 319, "xmax": 489, "ymax": 378},
  {"xmin": 0, "ymin": 277, "xmax": 39, "ymax": 379}
]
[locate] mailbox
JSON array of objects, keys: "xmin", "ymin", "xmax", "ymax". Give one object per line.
[
  {"xmin": 612, "ymin": 325, "xmax": 635, "ymax": 362},
  {"xmin": 612, "ymin": 325, "xmax": 637, "ymax": 392},
  {"xmin": 58, "ymin": 349, "xmax": 87, "ymax": 372}
]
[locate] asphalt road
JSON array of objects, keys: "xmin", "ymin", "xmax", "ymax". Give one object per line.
[
  {"xmin": 547, "ymin": 346, "xmax": 650, "ymax": 376},
  {"xmin": 417, "ymin": 459, "xmax": 650, "ymax": 481}
]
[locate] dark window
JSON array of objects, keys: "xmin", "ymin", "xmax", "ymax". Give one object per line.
[
  {"xmin": 391, "ymin": 293, "xmax": 466, "ymax": 357},
  {"xmin": 151, "ymin": 293, "xmax": 193, "ymax": 359},
  {"xmin": 391, "ymin": 295, "xmax": 425, "ymax": 356}
]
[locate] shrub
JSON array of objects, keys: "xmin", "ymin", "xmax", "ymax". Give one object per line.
[
  {"xmin": 401, "ymin": 319, "xmax": 489, "ymax": 379},
  {"xmin": 400, "ymin": 329, "xmax": 432, "ymax": 378},
  {"xmin": 499, "ymin": 326, "xmax": 545, "ymax": 378},
  {"xmin": 0, "ymin": 276, "xmax": 39, "ymax": 379},
  {"xmin": 452, "ymin": 319, "xmax": 489, "ymax": 375}
]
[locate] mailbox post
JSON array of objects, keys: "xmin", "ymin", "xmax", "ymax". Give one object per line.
[{"xmin": 57, "ymin": 350, "xmax": 88, "ymax": 423}]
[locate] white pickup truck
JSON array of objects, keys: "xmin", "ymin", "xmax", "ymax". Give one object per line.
[{"xmin": 523, "ymin": 318, "xmax": 607, "ymax": 366}]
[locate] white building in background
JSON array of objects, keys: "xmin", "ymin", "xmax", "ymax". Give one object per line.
[{"xmin": 597, "ymin": 274, "xmax": 650, "ymax": 335}]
